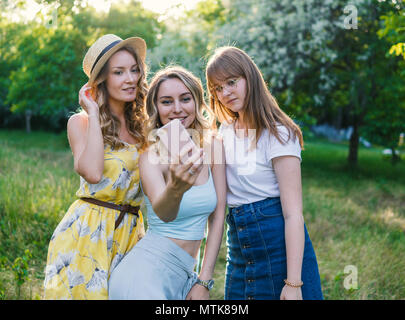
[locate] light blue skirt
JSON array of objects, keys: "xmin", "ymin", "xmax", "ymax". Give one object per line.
[{"xmin": 108, "ymin": 231, "xmax": 198, "ymax": 300}]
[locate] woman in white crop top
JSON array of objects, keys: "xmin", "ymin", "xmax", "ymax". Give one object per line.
[
  {"xmin": 108, "ymin": 66, "xmax": 226, "ymax": 300},
  {"xmin": 205, "ymin": 46, "xmax": 323, "ymax": 300}
]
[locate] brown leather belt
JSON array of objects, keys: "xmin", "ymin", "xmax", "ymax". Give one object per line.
[{"xmin": 80, "ymin": 197, "xmax": 140, "ymax": 229}]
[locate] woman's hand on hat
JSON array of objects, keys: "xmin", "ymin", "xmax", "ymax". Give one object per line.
[{"xmin": 79, "ymin": 83, "xmax": 99, "ymax": 118}]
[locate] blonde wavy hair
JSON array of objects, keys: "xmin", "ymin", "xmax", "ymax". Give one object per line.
[
  {"xmin": 89, "ymin": 46, "xmax": 148, "ymax": 150},
  {"xmin": 145, "ymin": 66, "xmax": 214, "ymax": 148}
]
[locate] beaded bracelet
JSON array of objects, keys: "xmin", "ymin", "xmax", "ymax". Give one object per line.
[{"xmin": 284, "ymin": 279, "xmax": 304, "ymax": 288}]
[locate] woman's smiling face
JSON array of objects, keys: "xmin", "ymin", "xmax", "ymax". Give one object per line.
[
  {"xmin": 156, "ymin": 77, "xmax": 196, "ymax": 129},
  {"xmin": 105, "ymin": 49, "xmax": 141, "ymax": 103}
]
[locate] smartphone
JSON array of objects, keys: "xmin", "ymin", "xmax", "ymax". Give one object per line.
[{"xmin": 156, "ymin": 119, "xmax": 199, "ymax": 164}]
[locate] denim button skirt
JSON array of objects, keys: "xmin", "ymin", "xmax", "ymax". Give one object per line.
[{"xmin": 225, "ymin": 197, "xmax": 323, "ymax": 300}]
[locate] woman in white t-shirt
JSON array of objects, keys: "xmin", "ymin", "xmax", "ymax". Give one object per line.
[{"xmin": 205, "ymin": 46, "xmax": 323, "ymax": 300}]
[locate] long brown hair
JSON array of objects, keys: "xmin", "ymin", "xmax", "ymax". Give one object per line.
[
  {"xmin": 91, "ymin": 46, "xmax": 148, "ymax": 150},
  {"xmin": 206, "ymin": 46, "xmax": 303, "ymax": 149},
  {"xmin": 145, "ymin": 66, "xmax": 214, "ymax": 148}
]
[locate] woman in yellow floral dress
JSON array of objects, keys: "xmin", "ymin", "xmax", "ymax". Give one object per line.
[{"xmin": 43, "ymin": 34, "xmax": 149, "ymax": 299}]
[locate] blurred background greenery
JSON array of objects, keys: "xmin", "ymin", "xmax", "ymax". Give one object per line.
[
  {"xmin": 1, "ymin": 0, "xmax": 404, "ymax": 164},
  {"xmin": 0, "ymin": 0, "xmax": 404, "ymax": 300}
]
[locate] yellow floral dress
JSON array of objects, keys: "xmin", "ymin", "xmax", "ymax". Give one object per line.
[{"xmin": 43, "ymin": 143, "xmax": 145, "ymax": 300}]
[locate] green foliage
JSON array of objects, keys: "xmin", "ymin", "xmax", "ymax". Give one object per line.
[
  {"xmin": 2, "ymin": 0, "xmax": 403, "ymax": 154},
  {"xmin": 0, "ymin": 256, "xmax": 7, "ymax": 300},
  {"xmin": 0, "ymin": 0, "xmax": 162, "ymax": 131},
  {"xmin": 147, "ymin": 0, "xmax": 227, "ymax": 81},
  {"xmin": 202, "ymin": 0, "xmax": 404, "ymax": 164},
  {"xmin": 361, "ymin": 64, "xmax": 405, "ymax": 159},
  {"xmin": 389, "ymin": 42, "xmax": 405, "ymax": 58},
  {"xmin": 100, "ymin": 1, "xmax": 160, "ymax": 48},
  {"xmin": 0, "ymin": 17, "xmax": 28, "ymax": 126},
  {"xmin": 6, "ymin": 26, "xmax": 87, "ymax": 118},
  {"xmin": 379, "ymin": 9, "xmax": 405, "ymax": 59},
  {"xmin": 11, "ymin": 249, "xmax": 32, "ymax": 299},
  {"xmin": 212, "ymin": 0, "xmax": 342, "ymax": 109},
  {"xmin": 193, "ymin": 0, "xmax": 227, "ymax": 32},
  {"xmin": 0, "ymin": 129, "xmax": 76, "ymax": 299}
]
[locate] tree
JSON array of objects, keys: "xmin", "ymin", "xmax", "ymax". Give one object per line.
[
  {"xmin": 378, "ymin": 5, "xmax": 405, "ymax": 59},
  {"xmin": 148, "ymin": 0, "xmax": 227, "ymax": 80},
  {"xmin": 210, "ymin": 0, "xmax": 342, "ymax": 132},
  {"xmin": 327, "ymin": 0, "xmax": 404, "ymax": 165},
  {"xmin": 0, "ymin": 14, "xmax": 30, "ymax": 128},
  {"xmin": 6, "ymin": 26, "xmax": 88, "ymax": 132},
  {"xmin": 362, "ymin": 75, "xmax": 405, "ymax": 163},
  {"xmin": 212, "ymin": 0, "xmax": 404, "ymax": 165},
  {"xmin": 100, "ymin": 1, "xmax": 160, "ymax": 48},
  {"xmin": 2, "ymin": 0, "xmax": 162, "ymax": 132},
  {"xmin": 366, "ymin": 4, "xmax": 405, "ymax": 163}
]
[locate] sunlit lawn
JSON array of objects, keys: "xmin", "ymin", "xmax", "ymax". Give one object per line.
[{"xmin": 0, "ymin": 130, "xmax": 404, "ymax": 300}]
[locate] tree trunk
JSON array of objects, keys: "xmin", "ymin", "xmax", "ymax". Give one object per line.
[
  {"xmin": 25, "ymin": 109, "xmax": 32, "ymax": 133},
  {"xmin": 333, "ymin": 106, "xmax": 344, "ymax": 129},
  {"xmin": 391, "ymin": 147, "xmax": 400, "ymax": 165},
  {"xmin": 348, "ymin": 121, "xmax": 359, "ymax": 166}
]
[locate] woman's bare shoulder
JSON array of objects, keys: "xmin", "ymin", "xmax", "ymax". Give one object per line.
[
  {"xmin": 68, "ymin": 111, "xmax": 88, "ymax": 126},
  {"xmin": 67, "ymin": 112, "xmax": 88, "ymax": 134}
]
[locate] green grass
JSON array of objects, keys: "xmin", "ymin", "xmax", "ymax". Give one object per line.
[
  {"xmin": 300, "ymin": 139, "xmax": 405, "ymax": 299},
  {"xmin": 0, "ymin": 130, "xmax": 404, "ymax": 300}
]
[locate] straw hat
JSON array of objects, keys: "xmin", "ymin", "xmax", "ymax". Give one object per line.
[{"xmin": 83, "ymin": 34, "xmax": 146, "ymax": 84}]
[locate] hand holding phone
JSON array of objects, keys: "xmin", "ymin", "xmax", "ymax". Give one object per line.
[
  {"xmin": 157, "ymin": 119, "xmax": 200, "ymax": 164},
  {"xmin": 167, "ymin": 142, "xmax": 205, "ymax": 194},
  {"xmin": 156, "ymin": 119, "xmax": 204, "ymax": 193}
]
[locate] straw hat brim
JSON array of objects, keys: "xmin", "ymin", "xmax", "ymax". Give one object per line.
[{"xmin": 88, "ymin": 37, "xmax": 146, "ymax": 85}]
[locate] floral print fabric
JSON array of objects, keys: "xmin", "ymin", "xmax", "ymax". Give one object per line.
[{"xmin": 43, "ymin": 144, "xmax": 145, "ymax": 299}]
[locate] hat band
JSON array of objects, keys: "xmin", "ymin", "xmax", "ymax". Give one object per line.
[{"xmin": 90, "ymin": 40, "xmax": 122, "ymax": 74}]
